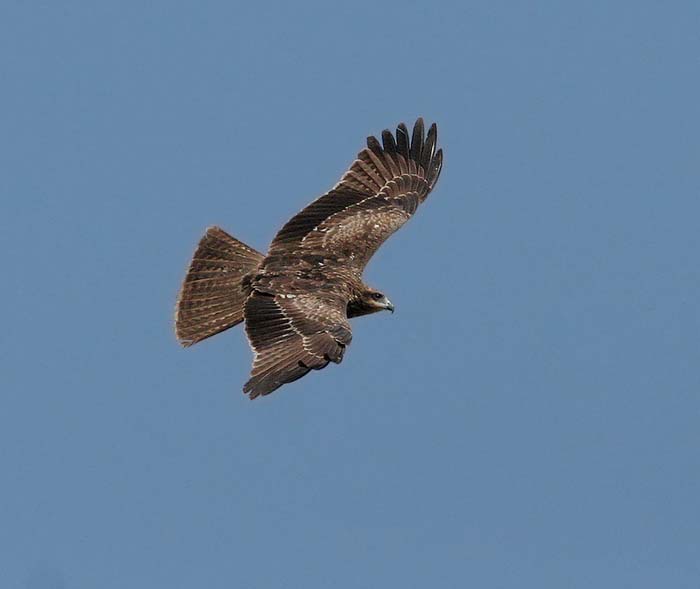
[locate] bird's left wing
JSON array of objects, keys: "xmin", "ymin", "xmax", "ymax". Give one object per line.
[
  {"xmin": 267, "ymin": 118, "xmax": 443, "ymax": 271},
  {"xmin": 243, "ymin": 291, "xmax": 352, "ymax": 399}
]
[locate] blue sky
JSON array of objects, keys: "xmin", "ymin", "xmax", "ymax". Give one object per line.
[{"xmin": 2, "ymin": 1, "xmax": 699, "ymax": 587}]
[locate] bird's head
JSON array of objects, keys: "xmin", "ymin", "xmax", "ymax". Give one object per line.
[{"xmin": 347, "ymin": 289, "xmax": 394, "ymax": 317}]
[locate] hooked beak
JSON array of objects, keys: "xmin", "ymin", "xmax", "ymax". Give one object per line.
[{"xmin": 385, "ymin": 299, "xmax": 395, "ymax": 314}]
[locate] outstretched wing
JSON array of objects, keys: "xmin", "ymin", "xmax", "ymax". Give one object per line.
[
  {"xmin": 243, "ymin": 291, "xmax": 352, "ymax": 399},
  {"xmin": 268, "ymin": 118, "xmax": 443, "ymax": 271}
]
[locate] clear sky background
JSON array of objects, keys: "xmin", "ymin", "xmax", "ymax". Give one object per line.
[{"xmin": 2, "ymin": 2, "xmax": 699, "ymax": 588}]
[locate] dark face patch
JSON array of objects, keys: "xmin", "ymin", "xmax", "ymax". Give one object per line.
[{"xmin": 347, "ymin": 297, "xmax": 382, "ymax": 318}]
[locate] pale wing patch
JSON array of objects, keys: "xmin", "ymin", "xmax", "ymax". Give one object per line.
[
  {"xmin": 322, "ymin": 207, "xmax": 408, "ymax": 249},
  {"xmin": 300, "ymin": 203, "xmax": 410, "ymax": 269}
]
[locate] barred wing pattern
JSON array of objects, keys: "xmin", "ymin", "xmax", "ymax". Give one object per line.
[{"xmin": 268, "ymin": 118, "xmax": 443, "ymax": 272}]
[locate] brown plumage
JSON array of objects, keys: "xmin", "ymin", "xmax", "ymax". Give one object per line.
[{"xmin": 175, "ymin": 118, "xmax": 443, "ymax": 399}]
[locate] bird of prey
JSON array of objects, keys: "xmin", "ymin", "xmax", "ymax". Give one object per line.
[{"xmin": 175, "ymin": 118, "xmax": 443, "ymax": 399}]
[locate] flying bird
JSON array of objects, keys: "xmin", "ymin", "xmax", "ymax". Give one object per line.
[{"xmin": 175, "ymin": 118, "xmax": 443, "ymax": 398}]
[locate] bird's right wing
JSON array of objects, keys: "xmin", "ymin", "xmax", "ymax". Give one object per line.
[{"xmin": 243, "ymin": 291, "xmax": 352, "ymax": 399}]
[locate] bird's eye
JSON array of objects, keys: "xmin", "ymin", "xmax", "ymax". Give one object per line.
[{"xmin": 371, "ymin": 292, "xmax": 383, "ymax": 300}]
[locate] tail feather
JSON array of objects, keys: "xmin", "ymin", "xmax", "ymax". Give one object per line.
[{"xmin": 175, "ymin": 226, "xmax": 264, "ymax": 346}]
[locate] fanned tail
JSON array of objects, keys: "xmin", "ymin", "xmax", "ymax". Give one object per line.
[{"xmin": 175, "ymin": 226, "xmax": 264, "ymax": 347}]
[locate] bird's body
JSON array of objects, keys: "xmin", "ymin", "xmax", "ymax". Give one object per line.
[{"xmin": 175, "ymin": 118, "xmax": 443, "ymax": 398}]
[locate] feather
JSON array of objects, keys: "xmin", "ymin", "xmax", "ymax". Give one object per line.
[
  {"xmin": 381, "ymin": 130, "xmax": 397, "ymax": 156},
  {"xmin": 421, "ymin": 123, "xmax": 437, "ymax": 172},
  {"xmin": 366, "ymin": 135, "xmax": 383, "ymax": 158},
  {"xmin": 410, "ymin": 117, "xmax": 424, "ymax": 163},
  {"xmin": 396, "ymin": 123, "xmax": 410, "ymax": 161}
]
